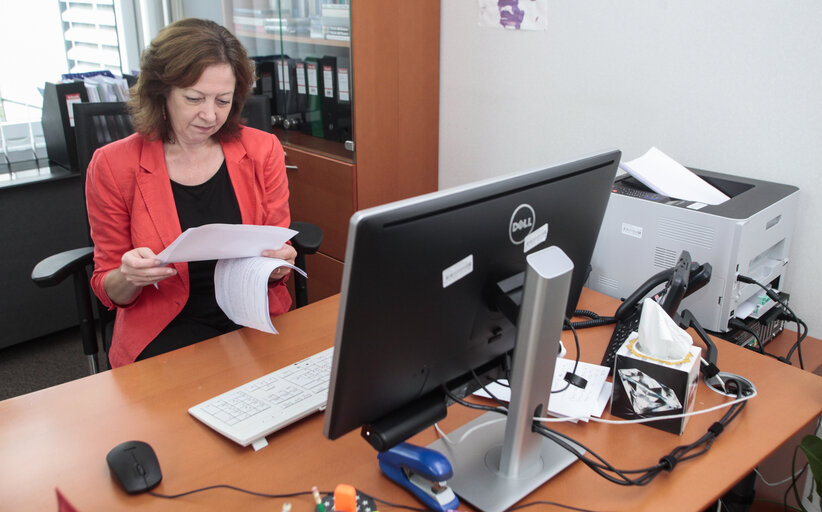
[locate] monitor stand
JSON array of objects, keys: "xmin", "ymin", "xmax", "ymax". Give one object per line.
[{"xmin": 429, "ymin": 246, "xmax": 584, "ymax": 512}]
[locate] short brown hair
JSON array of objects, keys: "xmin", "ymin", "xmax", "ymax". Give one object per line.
[{"xmin": 128, "ymin": 18, "xmax": 255, "ymax": 142}]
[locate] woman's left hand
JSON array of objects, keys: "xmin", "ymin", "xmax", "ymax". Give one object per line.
[{"xmin": 262, "ymin": 244, "xmax": 298, "ymax": 281}]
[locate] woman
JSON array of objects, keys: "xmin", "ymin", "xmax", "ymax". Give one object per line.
[{"xmin": 86, "ymin": 18, "xmax": 296, "ymax": 368}]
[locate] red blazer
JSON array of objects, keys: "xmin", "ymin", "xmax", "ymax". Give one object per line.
[{"xmin": 86, "ymin": 127, "xmax": 292, "ymax": 367}]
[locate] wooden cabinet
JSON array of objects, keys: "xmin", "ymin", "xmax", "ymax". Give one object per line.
[{"xmin": 224, "ymin": 0, "xmax": 440, "ymax": 303}]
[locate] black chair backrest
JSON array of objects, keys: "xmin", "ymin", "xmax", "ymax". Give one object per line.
[
  {"xmin": 73, "ymin": 95, "xmax": 270, "ymax": 174},
  {"xmin": 72, "ymin": 102, "xmax": 134, "ymax": 245},
  {"xmin": 73, "ymin": 101, "xmax": 134, "ymax": 178}
]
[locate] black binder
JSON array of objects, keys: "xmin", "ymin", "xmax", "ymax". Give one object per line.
[
  {"xmin": 294, "ymin": 59, "xmax": 308, "ymax": 118},
  {"xmin": 253, "ymin": 56, "xmax": 276, "ymax": 122},
  {"xmin": 274, "ymin": 57, "xmax": 298, "ymax": 125},
  {"xmin": 301, "ymin": 57, "xmax": 324, "ymax": 137},
  {"xmin": 334, "ymin": 55, "xmax": 352, "ymax": 144},
  {"xmin": 318, "ymin": 56, "xmax": 340, "ymax": 142},
  {"xmin": 41, "ymin": 82, "xmax": 89, "ymax": 172}
]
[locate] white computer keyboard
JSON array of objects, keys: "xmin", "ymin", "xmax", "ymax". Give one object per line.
[{"xmin": 188, "ymin": 347, "xmax": 334, "ymax": 451}]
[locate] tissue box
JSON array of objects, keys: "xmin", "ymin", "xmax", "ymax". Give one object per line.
[{"xmin": 609, "ymin": 335, "xmax": 702, "ymax": 435}]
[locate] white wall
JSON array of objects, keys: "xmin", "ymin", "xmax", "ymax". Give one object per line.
[{"xmin": 439, "ymin": 1, "xmax": 821, "ymax": 334}]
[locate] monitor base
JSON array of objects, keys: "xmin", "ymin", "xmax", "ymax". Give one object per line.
[{"xmin": 429, "ymin": 412, "xmax": 582, "ymax": 512}]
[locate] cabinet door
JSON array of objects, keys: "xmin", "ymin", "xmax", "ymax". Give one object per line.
[
  {"xmin": 226, "ymin": 0, "xmax": 355, "ymax": 158},
  {"xmin": 285, "ymin": 146, "xmax": 354, "ymax": 261},
  {"xmin": 305, "ymin": 251, "xmax": 344, "ymax": 302}
]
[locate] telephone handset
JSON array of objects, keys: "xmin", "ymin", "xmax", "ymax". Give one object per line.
[
  {"xmin": 601, "ymin": 251, "xmax": 712, "ymax": 372},
  {"xmin": 613, "ymin": 252, "xmax": 711, "ymax": 321}
]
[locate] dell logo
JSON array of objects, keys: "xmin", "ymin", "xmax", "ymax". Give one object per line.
[
  {"xmin": 509, "ymin": 204, "xmax": 536, "ymax": 244},
  {"xmin": 512, "ymin": 218, "xmax": 533, "ymax": 232}
]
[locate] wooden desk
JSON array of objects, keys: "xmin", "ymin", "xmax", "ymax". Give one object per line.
[{"xmin": 2, "ymin": 289, "xmax": 822, "ymax": 511}]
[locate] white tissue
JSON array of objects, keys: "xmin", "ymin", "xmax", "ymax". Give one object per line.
[{"xmin": 635, "ymin": 297, "xmax": 692, "ymax": 361}]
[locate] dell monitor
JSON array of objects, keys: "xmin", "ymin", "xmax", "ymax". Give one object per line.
[{"xmin": 322, "ymin": 150, "xmax": 620, "ymax": 510}]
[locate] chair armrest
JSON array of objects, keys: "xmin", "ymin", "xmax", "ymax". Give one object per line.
[
  {"xmin": 289, "ymin": 221, "xmax": 324, "ymax": 256},
  {"xmin": 31, "ymin": 247, "xmax": 95, "ymax": 288}
]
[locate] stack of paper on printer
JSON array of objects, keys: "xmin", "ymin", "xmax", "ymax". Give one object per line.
[
  {"xmin": 474, "ymin": 358, "xmax": 612, "ymax": 421},
  {"xmin": 620, "ymin": 147, "xmax": 730, "ymax": 205},
  {"xmin": 156, "ymin": 224, "xmax": 306, "ymax": 334}
]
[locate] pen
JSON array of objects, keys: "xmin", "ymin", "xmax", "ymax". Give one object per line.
[{"xmin": 312, "ymin": 485, "xmax": 325, "ymax": 512}]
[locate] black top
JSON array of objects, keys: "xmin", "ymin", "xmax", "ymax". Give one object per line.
[{"xmin": 137, "ymin": 160, "xmax": 243, "ymax": 360}]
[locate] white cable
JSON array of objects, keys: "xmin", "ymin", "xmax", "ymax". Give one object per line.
[
  {"xmin": 533, "ymin": 387, "xmax": 757, "ymax": 425},
  {"xmin": 754, "ymin": 467, "xmax": 806, "ymax": 487},
  {"xmin": 434, "ymin": 417, "xmax": 506, "ymax": 446},
  {"xmin": 433, "ymin": 423, "xmax": 455, "ymax": 445}
]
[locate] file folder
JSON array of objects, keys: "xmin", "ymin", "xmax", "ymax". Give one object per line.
[
  {"xmin": 301, "ymin": 57, "xmax": 324, "ymax": 137},
  {"xmin": 335, "ymin": 55, "xmax": 352, "ymax": 144},
  {"xmin": 319, "ymin": 56, "xmax": 341, "ymax": 142},
  {"xmin": 274, "ymin": 57, "xmax": 299, "ymax": 127},
  {"xmin": 253, "ymin": 56, "xmax": 276, "ymax": 122},
  {"xmin": 41, "ymin": 81, "xmax": 89, "ymax": 171},
  {"xmin": 295, "ymin": 59, "xmax": 308, "ymax": 119}
]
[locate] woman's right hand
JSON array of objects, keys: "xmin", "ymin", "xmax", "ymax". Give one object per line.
[
  {"xmin": 118, "ymin": 247, "xmax": 177, "ymax": 288},
  {"xmin": 104, "ymin": 247, "xmax": 177, "ymax": 306}
]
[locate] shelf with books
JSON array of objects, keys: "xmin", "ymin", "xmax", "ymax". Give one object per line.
[{"xmin": 223, "ymin": 0, "xmax": 439, "ymax": 304}]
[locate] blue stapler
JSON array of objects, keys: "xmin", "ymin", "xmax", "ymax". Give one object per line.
[{"xmin": 377, "ymin": 442, "xmax": 460, "ymax": 512}]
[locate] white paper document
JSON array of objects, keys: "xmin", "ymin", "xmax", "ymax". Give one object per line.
[
  {"xmin": 619, "ymin": 147, "xmax": 730, "ymax": 205},
  {"xmin": 156, "ymin": 224, "xmax": 297, "ymax": 264},
  {"xmin": 474, "ymin": 358, "xmax": 611, "ymax": 421},
  {"xmin": 214, "ymin": 257, "xmax": 307, "ymax": 334},
  {"xmin": 156, "ymin": 223, "xmax": 305, "ymax": 334}
]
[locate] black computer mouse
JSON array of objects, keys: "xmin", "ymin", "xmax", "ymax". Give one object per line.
[{"xmin": 106, "ymin": 440, "xmax": 163, "ymax": 494}]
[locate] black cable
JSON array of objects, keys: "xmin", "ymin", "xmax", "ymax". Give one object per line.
[
  {"xmin": 784, "ymin": 317, "xmax": 809, "ymax": 369},
  {"xmin": 532, "ymin": 380, "xmax": 748, "ymax": 487},
  {"xmin": 728, "ymin": 318, "xmax": 765, "ymax": 354},
  {"xmin": 151, "ymin": 485, "xmax": 430, "ymax": 512},
  {"xmin": 573, "ymin": 309, "xmax": 602, "ymax": 320},
  {"xmin": 368, "ymin": 495, "xmax": 429, "ymax": 511},
  {"xmin": 505, "ymin": 500, "xmax": 604, "ymax": 512},
  {"xmin": 736, "ymin": 274, "xmax": 808, "ymax": 369},
  {"xmin": 149, "ymin": 486, "xmax": 315, "ymax": 500},
  {"xmin": 471, "ymin": 368, "xmax": 507, "ymax": 407},
  {"xmin": 442, "ymin": 385, "xmax": 507, "ymax": 414},
  {"xmin": 553, "ymin": 318, "xmax": 582, "ymax": 394},
  {"xmin": 566, "ymin": 310, "xmax": 617, "ymax": 330}
]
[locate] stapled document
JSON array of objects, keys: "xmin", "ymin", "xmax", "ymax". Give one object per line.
[
  {"xmin": 215, "ymin": 257, "xmax": 306, "ymax": 334},
  {"xmin": 620, "ymin": 147, "xmax": 730, "ymax": 205}
]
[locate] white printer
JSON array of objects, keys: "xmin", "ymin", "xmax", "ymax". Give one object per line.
[{"xmin": 588, "ymin": 169, "xmax": 799, "ymax": 332}]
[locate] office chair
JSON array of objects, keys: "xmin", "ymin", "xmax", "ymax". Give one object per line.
[
  {"xmin": 31, "ymin": 97, "xmax": 322, "ymax": 374},
  {"xmin": 31, "ymin": 102, "xmax": 131, "ymax": 374}
]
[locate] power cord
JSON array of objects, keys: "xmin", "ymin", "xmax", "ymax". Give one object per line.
[
  {"xmin": 449, "ymin": 368, "xmax": 751, "ymax": 488},
  {"xmin": 149, "ymin": 487, "xmax": 315, "ymax": 500},
  {"xmin": 726, "ymin": 317, "xmax": 765, "ymax": 354},
  {"xmin": 532, "ymin": 379, "xmax": 748, "ymax": 486},
  {"xmin": 149, "ymin": 485, "xmax": 430, "ymax": 511},
  {"xmin": 736, "ymin": 275, "xmax": 808, "ymax": 369}
]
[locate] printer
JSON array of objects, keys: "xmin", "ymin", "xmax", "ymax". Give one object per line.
[{"xmin": 588, "ymin": 169, "xmax": 799, "ymax": 332}]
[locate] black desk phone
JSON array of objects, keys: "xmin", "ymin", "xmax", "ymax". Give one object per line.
[{"xmin": 600, "ymin": 251, "xmax": 712, "ymax": 372}]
